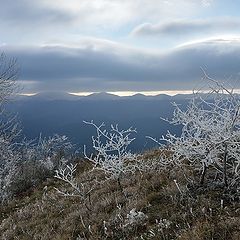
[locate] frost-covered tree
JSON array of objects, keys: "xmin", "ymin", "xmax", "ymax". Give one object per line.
[
  {"xmin": 0, "ymin": 53, "xmax": 74, "ymax": 202},
  {"xmin": 0, "ymin": 53, "xmax": 20, "ymax": 202},
  {"xmin": 0, "ymin": 53, "xmax": 18, "ymax": 106},
  {"xmin": 0, "ymin": 53, "xmax": 19, "ymax": 140},
  {"xmin": 152, "ymin": 74, "xmax": 240, "ymax": 187}
]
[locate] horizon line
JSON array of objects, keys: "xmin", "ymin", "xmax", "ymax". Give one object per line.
[
  {"xmin": 20, "ymin": 89, "xmax": 240, "ymax": 97},
  {"xmin": 20, "ymin": 90, "xmax": 194, "ymax": 97}
]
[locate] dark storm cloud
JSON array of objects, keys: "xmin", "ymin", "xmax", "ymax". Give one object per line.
[
  {"xmin": 132, "ymin": 19, "xmax": 240, "ymax": 37},
  {"xmin": 2, "ymin": 39, "xmax": 240, "ymax": 92}
]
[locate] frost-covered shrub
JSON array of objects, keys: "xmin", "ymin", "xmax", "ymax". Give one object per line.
[
  {"xmin": 101, "ymin": 207, "xmax": 148, "ymax": 238},
  {"xmin": 124, "ymin": 208, "xmax": 148, "ymax": 227},
  {"xmin": 10, "ymin": 135, "xmax": 74, "ymax": 195},
  {"xmin": 151, "ymin": 76, "xmax": 240, "ymax": 187},
  {"xmin": 0, "ymin": 136, "xmax": 20, "ymax": 202},
  {"xmin": 83, "ymin": 121, "xmax": 139, "ymax": 180},
  {"xmin": 29, "ymin": 134, "xmax": 73, "ymax": 170},
  {"xmin": 55, "ymin": 121, "xmax": 140, "ymax": 202},
  {"xmin": 55, "ymin": 163, "xmax": 92, "ymax": 198}
]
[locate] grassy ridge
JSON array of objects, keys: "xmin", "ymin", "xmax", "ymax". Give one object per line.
[{"xmin": 0, "ymin": 150, "xmax": 239, "ymax": 240}]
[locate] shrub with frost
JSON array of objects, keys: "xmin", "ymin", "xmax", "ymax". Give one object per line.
[
  {"xmin": 54, "ymin": 163, "xmax": 93, "ymax": 210},
  {"xmin": 151, "ymin": 75, "xmax": 240, "ymax": 187},
  {"xmin": 10, "ymin": 134, "xmax": 74, "ymax": 195},
  {"xmin": 83, "ymin": 121, "xmax": 138, "ymax": 180},
  {"xmin": 55, "ymin": 121, "xmax": 139, "ymax": 200},
  {"xmin": 0, "ymin": 136, "xmax": 20, "ymax": 202},
  {"xmin": 32, "ymin": 134, "xmax": 73, "ymax": 170},
  {"xmin": 124, "ymin": 208, "xmax": 148, "ymax": 227}
]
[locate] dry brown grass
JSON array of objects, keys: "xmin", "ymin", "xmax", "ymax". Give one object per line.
[{"xmin": 0, "ymin": 154, "xmax": 239, "ymax": 240}]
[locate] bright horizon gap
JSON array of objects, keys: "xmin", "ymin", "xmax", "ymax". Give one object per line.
[
  {"xmin": 19, "ymin": 89, "xmax": 240, "ymax": 97},
  {"xmin": 69, "ymin": 89, "xmax": 240, "ymax": 96}
]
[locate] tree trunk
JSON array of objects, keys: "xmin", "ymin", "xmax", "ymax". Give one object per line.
[
  {"xmin": 117, "ymin": 177, "xmax": 126, "ymax": 198},
  {"xmin": 200, "ymin": 163, "xmax": 207, "ymax": 185},
  {"xmin": 223, "ymin": 143, "xmax": 228, "ymax": 187}
]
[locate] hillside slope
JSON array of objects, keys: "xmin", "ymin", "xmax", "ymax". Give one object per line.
[{"xmin": 0, "ymin": 150, "xmax": 239, "ymax": 240}]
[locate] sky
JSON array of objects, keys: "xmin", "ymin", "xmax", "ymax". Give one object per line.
[{"xmin": 1, "ymin": 0, "xmax": 240, "ymax": 95}]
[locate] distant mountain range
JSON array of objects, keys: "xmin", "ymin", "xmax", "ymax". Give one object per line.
[
  {"xmin": 8, "ymin": 91, "xmax": 213, "ymax": 153},
  {"xmin": 17, "ymin": 91, "xmax": 195, "ymax": 101}
]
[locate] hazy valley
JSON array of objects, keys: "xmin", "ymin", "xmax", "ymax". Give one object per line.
[{"xmin": 9, "ymin": 92, "xmax": 191, "ymax": 152}]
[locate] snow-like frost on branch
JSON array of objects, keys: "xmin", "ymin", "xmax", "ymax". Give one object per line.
[
  {"xmin": 18, "ymin": 134, "xmax": 74, "ymax": 171},
  {"xmin": 34, "ymin": 134, "xmax": 73, "ymax": 170},
  {"xmin": 0, "ymin": 53, "xmax": 18, "ymax": 105},
  {"xmin": 0, "ymin": 53, "xmax": 74, "ymax": 203},
  {"xmin": 0, "ymin": 136, "xmax": 20, "ymax": 202},
  {"xmin": 83, "ymin": 121, "xmax": 138, "ymax": 179},
  {"xmin": 151, "ymin": 75, "xmax": 240, "ymax": 186},
  {"xmin": 0, "ymin": 53, "xmax": 20, "ymax": 203},
  {"xmin": 55, "ymin": 163, "xmax": 92, "ymax": 198}
]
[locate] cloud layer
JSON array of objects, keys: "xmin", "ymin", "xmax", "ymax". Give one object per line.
[
  {"xmin": 131, "ymin": 18, "xmax": 240, "ymax": 38},
  {"xmin": 0, "ymin": 0, "xmax": 213, "ymax": 44},
  {"xmin": 2, "ymin": 38, "xmax": 240, "ymax": 93},
  {"xmin": 2, "ymin": 0, "xmax": 240, "ymax": 96}
]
